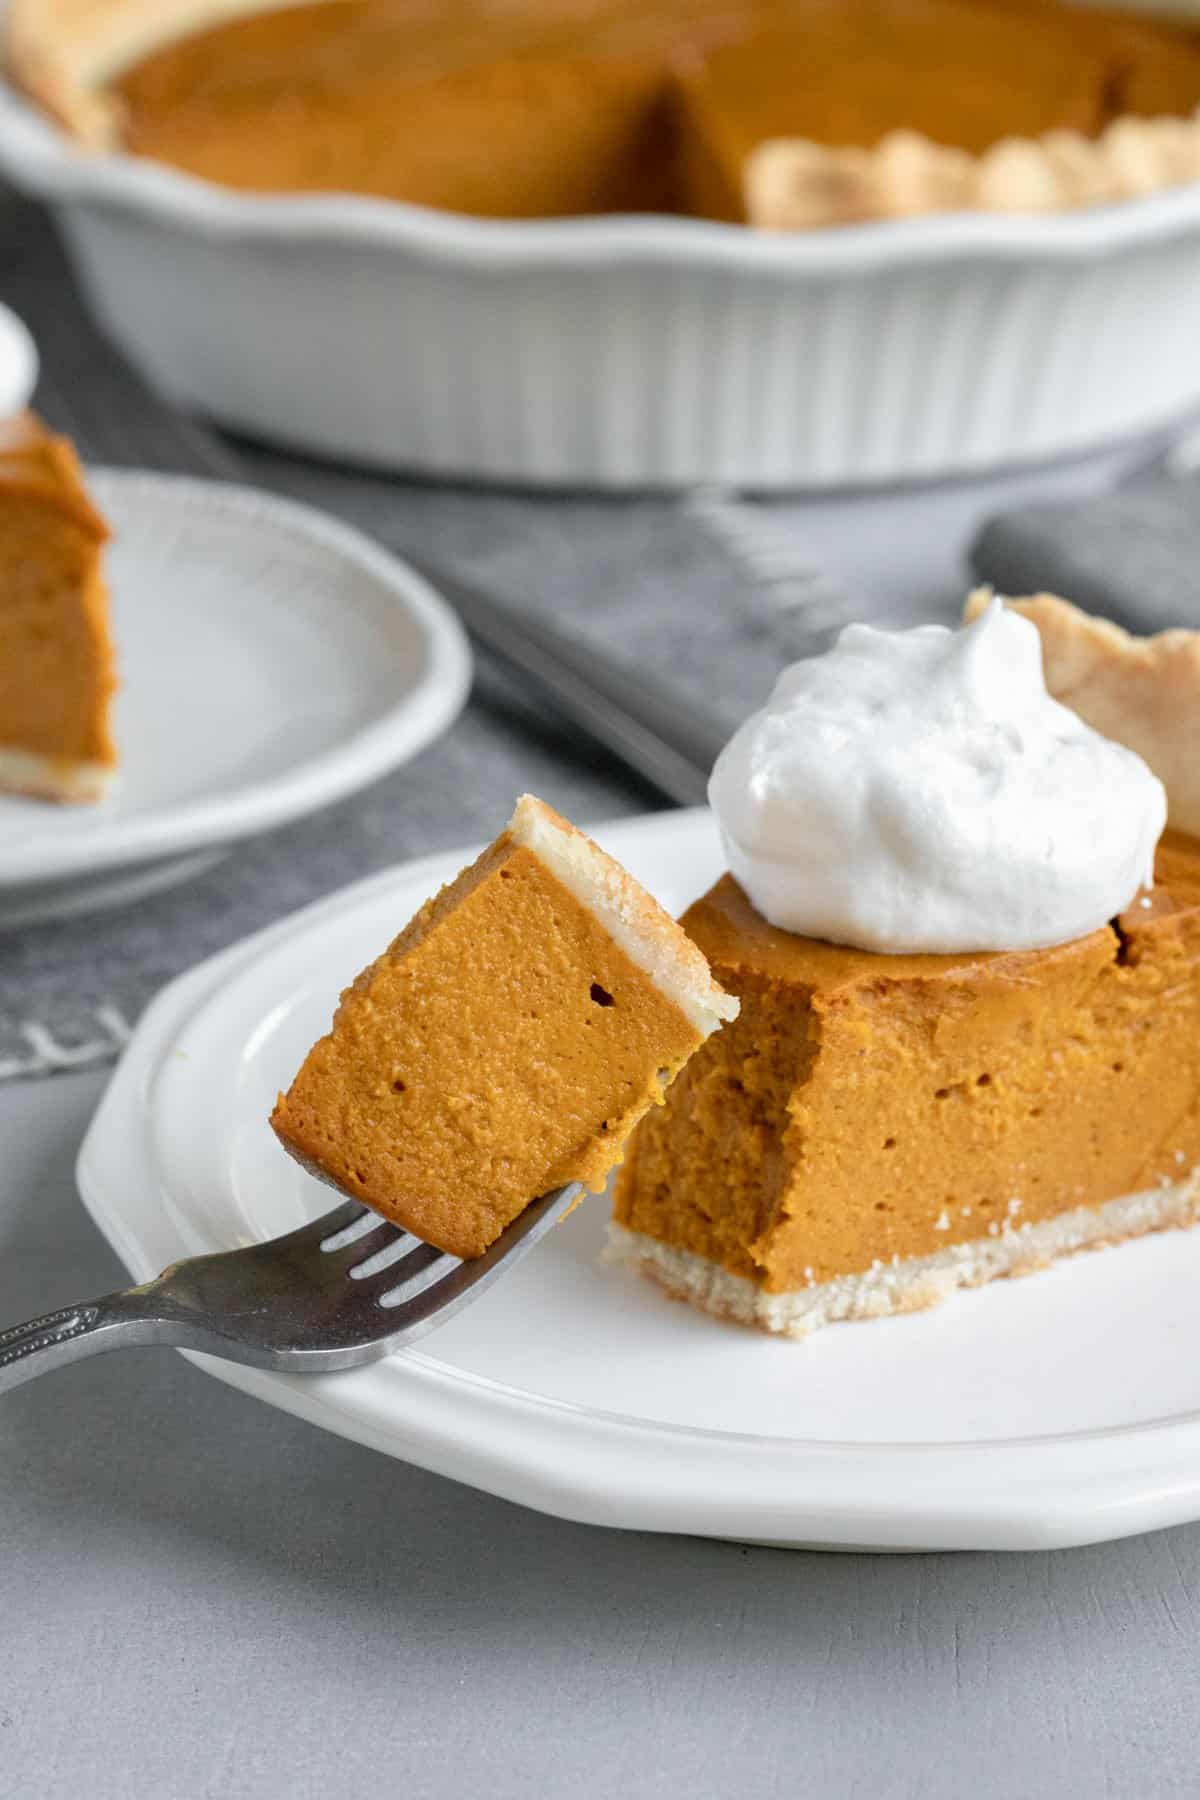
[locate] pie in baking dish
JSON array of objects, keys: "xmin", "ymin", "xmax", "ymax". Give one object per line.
[{"xmin": 8, "ymin": 0, "xmax": 1200, "ymax": 226}]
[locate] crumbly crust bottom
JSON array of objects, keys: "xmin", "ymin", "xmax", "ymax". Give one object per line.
[
  {"xmin": 606, "ymin": 1173, "xmax": 1200, "ymax": 1338},
  {"xmin": 0, "ymin": 745, "xmax": 114, "ymax": 803}
]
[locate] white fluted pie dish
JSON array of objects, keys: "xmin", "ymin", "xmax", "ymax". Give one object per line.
[{"xmin": 5, "ymin": 65, "xmax": 1200, "ymax": 489}]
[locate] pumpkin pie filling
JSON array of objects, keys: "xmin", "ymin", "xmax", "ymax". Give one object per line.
[{"xmin": 115, "ymin": 12, "xmax": 687, "ymax": 217}]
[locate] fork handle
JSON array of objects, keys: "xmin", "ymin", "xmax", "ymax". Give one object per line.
[{"xmin": 0, "ymin": 1293, "xmax": 168, "ymax": 1396}]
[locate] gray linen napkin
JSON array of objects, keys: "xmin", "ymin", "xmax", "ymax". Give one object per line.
[
  {"xmin": 0, "ymin": 201, "xmax": 803, "ymax": 1080},
  {"xmin": 972, "ymin": 469, "xmax": 1200, "ymax": 632}
]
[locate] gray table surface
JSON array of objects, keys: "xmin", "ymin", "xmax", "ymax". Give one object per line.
[{"xmin": 5, "ymin": 1072, "xmax": 1200, "ymax": 1800}]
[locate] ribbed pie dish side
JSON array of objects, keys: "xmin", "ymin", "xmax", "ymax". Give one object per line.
[{"xmin": 3, "ymin": 69, "xmax": 1200, "ymax": 488}]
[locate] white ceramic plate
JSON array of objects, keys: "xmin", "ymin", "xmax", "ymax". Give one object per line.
[
  {"xmin": 4, "ymin": 62, "xmax": 1200, "ymax": 486},
  {"xmin": 0, "ymin": 471, "xmax": 471, "ymax": 920},
  {"xmin": 77, "ymin": 807, "xmax": 1200, "ymax": 1552},
  {"xmin": 0, "ymin": 298, "xmax": 37, "ymax": 415}
]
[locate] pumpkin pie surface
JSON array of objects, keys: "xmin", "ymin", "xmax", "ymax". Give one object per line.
[
  {"xmin": 113, "ymin": 5, "xmax": 693, "ymax": 218},
  {"xmin": 271, "ymin": 795, "xmax": 736, "ymax": 1259},
  {"xmin": 610, "ymin": 600, "xmax": 1200, "ymax": 1337},
  {"xmin": 10, "ymin": 0, "xmax": 1200, "ymax": 224},
  {"xmin": 0, "ymin": 410, "xmax": 117, "ymax": 803}
]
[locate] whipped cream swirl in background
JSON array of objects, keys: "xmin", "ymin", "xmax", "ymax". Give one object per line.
[{"xmin": 709, "ymin": 599, "xmax": 1167, "ymax": 955}]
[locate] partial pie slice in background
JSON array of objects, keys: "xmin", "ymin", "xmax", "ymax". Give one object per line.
[{"xmin": 0, "ymin": 410, "xmax": 117, "ymax": 803}]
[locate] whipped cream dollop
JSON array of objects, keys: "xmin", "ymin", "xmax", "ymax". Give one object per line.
[{"xmin": 709, "ymin": 599, "xmax": 1167, "ymax": 954}]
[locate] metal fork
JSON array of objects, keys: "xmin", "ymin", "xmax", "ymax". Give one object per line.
[{"xmin": 0, "ymin": 1183, "xmax": 579, "ymax": 1396}]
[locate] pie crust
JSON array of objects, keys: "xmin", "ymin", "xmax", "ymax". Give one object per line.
[
  {"xmin": 609, "ymin": 1172, "xmax": 1200, "ymax": 1338},
  {"xmin": 748, "ymin": 111, "xmax": 1200, "ymax": 229},
  {"xmin": 965, "ymin": 588, "xmax": 1200, "ymax": 837},
  {"xmin": 0, "ymin": 746, "xmax": 113, "ymax": 803},
  {"xmin": 4, "ymin": 0, "xmax": 310, "ymax": 144}
]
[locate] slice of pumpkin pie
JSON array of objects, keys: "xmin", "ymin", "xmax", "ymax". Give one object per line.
[
  {"xmin": 271, "ymin": 796, "xmax": 737, "ymax": 1259},
  {"xmin": 610, "ymin": 596, "xmax": 1200, "ymax": 1336}
]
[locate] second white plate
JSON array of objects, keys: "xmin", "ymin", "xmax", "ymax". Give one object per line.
[
  {"xmin": 0, "ymin": 470, "xmax": 471, "ymax": 910},
  {"xmin": 77, "ymin": 808, "xmax": 1200, "ymax": 1552}
]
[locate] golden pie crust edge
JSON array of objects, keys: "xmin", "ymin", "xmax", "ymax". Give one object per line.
[
  {"xmin": 747, "ymin": 113, "xmax": 1200, "ymax": 229},
  {"xmin": 3, "ymin": 0, "xmax": 311, "ymax": 145},
  {"xmin": 965, "ymin": 587, "xmax": 1200, "ymax": 837}
]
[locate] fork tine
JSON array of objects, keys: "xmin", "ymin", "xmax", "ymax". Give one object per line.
[
  {"xmin": 278, "ymin": 1204, "xmax": 404, "ymax": 1271},
  {"xmin": 315, "ymin": 1206, "xmax": 377, "ymax": 1251},
  {"xmin": 379, "ymin": 1258, "xmax": 473, "ymax": 1321},
  {"xmin": 356, "ymin": 1237, "xmax": 448, "ymax": 1290},
  {"xmin": 376, "ymin": 1184, "xmax": 570, "ymax": 1325},
  {"xmin": 0, "ymin": 1181, "xmax": 587, "ymax": 1389},
  {"xmin": 281, "ymin": 1200, "xmax": 368, "ymax": 1252},
  {"xmin": 324, "ymin": 1220, "xmax": 407, "ymax": 1269}
]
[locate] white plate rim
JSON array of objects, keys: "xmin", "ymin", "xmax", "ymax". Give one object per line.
[
  {"xmin": 1, "ymin": 469, "xmax": 472, "ymax": 885},
  {"xmin": 4, "ymin": 70, "xmax": 1200, "ymax": 271},
  {"xmin": 0, "ymin": 296, "xmax": 37, "ymax": 414},
  {"xmin": 76, "ymin": 809, "xmax": 1200, "ymax": 1552}
]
